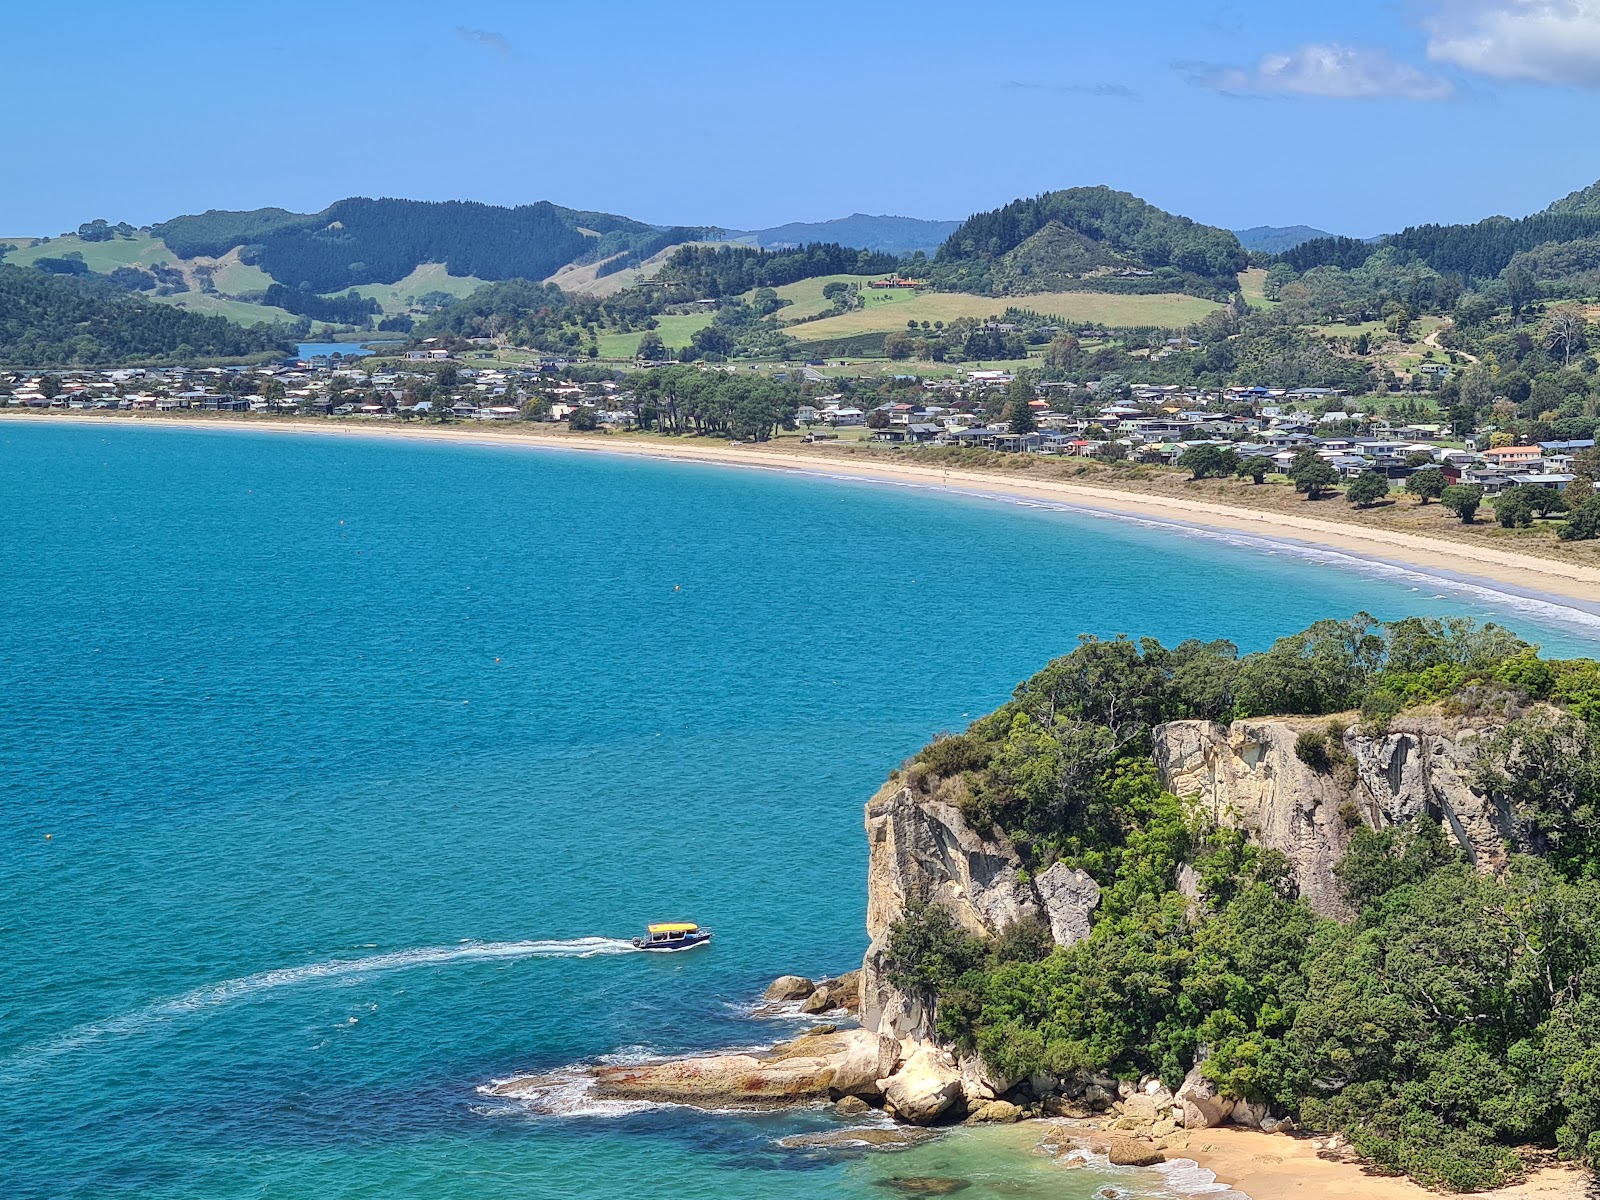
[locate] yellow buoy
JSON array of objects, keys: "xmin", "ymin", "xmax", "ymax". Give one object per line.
[{"xmin": 44, "ymin": 833, "xmax": 52, "ymax": 840}]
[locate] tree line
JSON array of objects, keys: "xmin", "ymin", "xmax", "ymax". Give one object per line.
[{"xmin": 0, "ymin": 265, "xmax": 289, "ymax": 366}]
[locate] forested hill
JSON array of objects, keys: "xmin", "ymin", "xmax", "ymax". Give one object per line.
[
  {"xmin": 0, "ymin": 265, "xmax": 289, "ymax": 366},
  {"xmin": 930, "ymin": 186, "xmax": 1248, "ymax": 300},
  {"xmin": 1545, "ymin": 177, "xmax": 1600, "ymax": 216},
  {"xmin": 152, "ymin": 198, "xmax": 716, "ymax": 292}
]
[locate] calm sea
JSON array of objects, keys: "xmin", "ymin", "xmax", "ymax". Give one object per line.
[{"xmin": 3, "ymin": 422, "xmax": 1594, "ymax": 1200}]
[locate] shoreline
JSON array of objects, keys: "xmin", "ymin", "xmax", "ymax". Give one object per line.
[
  {"xmin": 1172, "ymin": 1127, "xmax": 1586, "ymax": 1200},
  {"xmin": 14, "ymin": 412, "xmax": 1600, "ymax": 619}
]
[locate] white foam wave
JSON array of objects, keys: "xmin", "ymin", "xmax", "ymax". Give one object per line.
[
  {"xmin": 1148, "ymin": 1157, "xmax": 1250, "ymax": 1198},
  {"xmin": 5, "ymin": 937, "xmax": 638, "ymax": 1074}
]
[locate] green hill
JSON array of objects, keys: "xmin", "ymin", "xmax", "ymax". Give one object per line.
[
  {"xmin": 152, "ymin": 198, "xmax": 718, "ymax": 294},
  {"xmin": 0, "ymin": 264, "xmax": 289, "ymax": 366},
  {"xmin": 931, "ymin": 186, "xmax": 1247, "ymax": 300}
]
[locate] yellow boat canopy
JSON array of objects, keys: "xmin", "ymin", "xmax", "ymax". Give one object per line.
[{"xmin": 647, "ymin": 922, "xmax": 699, "ymax": 934}]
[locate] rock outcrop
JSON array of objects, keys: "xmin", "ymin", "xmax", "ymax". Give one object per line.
[
  {"xmin": 1173, "ymin": 1061, "xmax": 1234, "ymax": 1129},
  {"xmin": 860, "ymin": 780, "xmax": 1101, "ymax": 1039},
  {"xmin": 1153, "ymin": 714, "xmax": 1509, "ymax": 915},
  {"xmin": 588, "ymin": 1028, "xmax": 898, "ymax": 1106},
  {"xmin": 879, "ymin": 1041, "xmax": 965, "ymax": 1124}
]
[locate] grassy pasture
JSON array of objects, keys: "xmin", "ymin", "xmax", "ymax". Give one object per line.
[
  {"xmin": 347, "ymin": 262, "xmax": 486, "ymax": 313},
  {"xmin": 788, "ymin": 290, "xmax": 1221, "ymax": 339},
  {"xmin": 1238, "ymin": 268, "xmax": 1270, "ymax": 307},
  {"xmin": 762, "ymin": 274, "xmax": 883, "ymax": 321},
  {"xmin": 597, "ymin": 312, "xmax": 716, "ymax": 358},
  {"xmin": 2, "ymin": 233, "xmax": 176, "ymax": 272},
  {"xmin": 155, "ymin": 293, "xmax": 298, "ymax": 326}
]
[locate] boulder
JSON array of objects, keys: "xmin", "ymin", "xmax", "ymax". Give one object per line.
[
  {"xmin": 591, "ymin": 1027, "xmax": 896, "ymax": 1106},
  {"xmin": 1120, "ymin": 1094, "xmax": 1162, "ymax": 1124},
  {"xmin": 1034, "ymin": 862, "xmax": 1101, "ymax": 946},
  {"xmin": 965, "ymin": 1099, "xmax": 1023, "ymax": 1125},
  {"xmin": 801, "ymin": 986, "xmax": 835, "ymax": 1014},
  {"xmin": 826, "ymin": 970, "xmax": 862, "ymax": 1012},
  {"xmin": 1100, "ymin": 1136, "xmax": 1165, "ymax": 1167},
  {"xmin": 959, "ymin": 1052, "xmax": 1019, "ymax": 1103},
  {"xmin": 1230, "ymin": 1099, "xmax": 1269, "ymax": 1129},
  {"xmin": 880, "ymin": 1042, "xmax": 965, "ymax": 1125},
  {"xmin": 764, "ymin": 975, "xmax": 816, "ymax": 1002},
  {"xmin": 1173, "ymin": 1062, "xmax": 1233, "ymax": 1130},
  {"xmin": 1083, "ymin": 1084, "xmax": 1115, "ymax": 1110},
  {"xmin": 835, "ymin": 1095, "xmax": 872, "ymax": 1116}
]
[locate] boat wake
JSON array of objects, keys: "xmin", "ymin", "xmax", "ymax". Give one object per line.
[{"xmin": 5, "ymin": 937, "xmax": 638, "ymax": 1077}]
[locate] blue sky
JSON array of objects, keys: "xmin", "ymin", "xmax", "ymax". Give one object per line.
[{"xmin": 9, "ymin": 0, "xmax": 1600, "ymax": 237}]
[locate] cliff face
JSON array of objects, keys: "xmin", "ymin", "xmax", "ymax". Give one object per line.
[
  {"xmin": 860, "ymin": 779, "xmax": 1099, "ymax": 1040},
  {"xmin": 1152, "ymin": 714, "xmax": 1511, "ymax": 915}
]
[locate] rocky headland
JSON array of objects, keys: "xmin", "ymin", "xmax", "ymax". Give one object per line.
[{"xmin": 492, "ymin": 698, "xmax": 1593, "ymax": 1196}]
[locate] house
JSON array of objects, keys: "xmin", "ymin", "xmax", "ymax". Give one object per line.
[
  {"xmin": 1482, "ymin": 445, "xmax": 1543, "ymax": 470},
  {"xmin": 478, "ymin": 406, "xmax": 521, "ymax": 422},
  {"xmin": 1418, "ymin": 362, "xmax": 1452, "ymax": 378}
]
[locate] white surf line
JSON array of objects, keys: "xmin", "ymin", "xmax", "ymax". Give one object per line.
[
  {"xmin": 752, "ymin": 463, "xmax": 1600, "ymax": 636},
  {"xmin": 3, "ymin": 938, "xmax": 637, "ymax": 1078}
]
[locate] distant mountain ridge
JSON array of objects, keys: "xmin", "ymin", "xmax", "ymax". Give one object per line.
[
  {"xmin": 1231, "ymin": 225, "xmax": 1337, "ymax": 254},
  {"xmin": 726, "ymin": 214, "xmax": 959, "ymax": 256}
]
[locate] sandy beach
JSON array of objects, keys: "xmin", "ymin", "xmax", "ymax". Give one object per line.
[
  {"xmin": 15, "ymin": 412, "xmax": 1600, "ymax": 613},
  {"xmin": 1178, "ymin": 1127, "xmax": 1587, "ymax": 1200}
]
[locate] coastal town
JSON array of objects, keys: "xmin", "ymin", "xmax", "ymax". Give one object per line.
[{"xmin": 5, "ymin": 351, "xmax": 1591, "ymax": 507}]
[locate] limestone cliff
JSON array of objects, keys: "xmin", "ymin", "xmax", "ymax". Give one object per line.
[
  {"xmin": 1152, "ymin": 713, "xmax": 1511, "ymax": 915},
  {"xmin": 859, "ymin": 778, "xmax": 1099, "ymax": 1040}
]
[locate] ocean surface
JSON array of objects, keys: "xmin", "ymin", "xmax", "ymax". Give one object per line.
[{"xmin": 4, "ymin": 421, "xmax": 1597, "ymax": 1200}]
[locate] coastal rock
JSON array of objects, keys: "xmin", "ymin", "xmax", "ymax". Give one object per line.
[
  {"xmin": 1230, "ymin": 1098, "xmax": 1270, "ymax": 1129},
  {"xmin": 1034, "ymin": 862, "xmax": 1101, "ymax": 947},
  {"xmin": 958, "ymin": 1052, "xmax": 1019, "ymax": 1102},
  {"xmin": 1098, "ymin": 1136, "xmax": 1165, "ymax": 1167},
  {"xmin": 964, "ymin": 1099, "xmax": 1023, "ymax": 1124},
  {"xmin": 861, "ymin": 782, "xmax": 1041, "ymax": 1040},
  {"xmin": 835, "ymin": 1095, "xmax": 872, "ymax": 1116},
  {"xmin": 826, "ymin": 970, "xmax": 862, "ymax": 1013},
  {"xmin": 1173, "ymin": 1062, "xmax": 1234, "ymax": 1130},
  {"xmin": 764, "ymin": 975, "xmax": 817, "ymax": 1002},
  {"xmin": 590, "ymin": 1028, "xmax": 897, "ymax": 1106},
  {"xmin": 802, "ymin": 986, "xmax": 835, "ymax": 1014},
  {"xmin": 880, "ymin": 1042, "xmax": 965, "ymax": 1124},
  {"xmin": 777, "ymin": 1127, "xmax": 935, "ymax": 1151},
  {"xmin": 1152, "ymin": 714, "xmax": 1510, "ymax": 916}
]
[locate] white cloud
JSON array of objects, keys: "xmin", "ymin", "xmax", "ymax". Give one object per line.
[
  {"xmin": 1181, "ymin": 43, "xmax": 1455, "ymax": 100},
  {"xmin": 1423, "ymin": 0, "xmax": 1600, "ymax": 85}
]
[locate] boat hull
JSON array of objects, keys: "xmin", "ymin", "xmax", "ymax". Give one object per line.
[{"xmin": 632, "ymin": 932, "xmax": 713, "ymax": 952}]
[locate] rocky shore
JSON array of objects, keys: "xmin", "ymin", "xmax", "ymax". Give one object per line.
[{"xmin": 488, "ymin": 705, "xmax": 1569, "ymax": 1187}]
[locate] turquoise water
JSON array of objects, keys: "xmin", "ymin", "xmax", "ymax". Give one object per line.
[{"xmin": 3, "ymin": 422, "xmax": 1595, "ymax": 1200}]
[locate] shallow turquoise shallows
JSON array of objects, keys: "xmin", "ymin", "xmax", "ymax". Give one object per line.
[{"xmin": 3, "ymin": 423, "xmax": 1596, "ymax": 1200}]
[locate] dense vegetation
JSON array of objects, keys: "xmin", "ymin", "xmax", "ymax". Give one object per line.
[
  {"xmin": 260, "ymin": 284, "xmax": 379, "ymax": 325},
  {"xmin": 932, "ymin": 187, "xmax": 1247, "ymax": 298},
  {"xmin": 1286, "ymin": 213, "xmax": 1600, "ymax": 283},
  {"xmin": 0, "ymin": 265, "xmax": 289, "ymax": 366},
  {"xmin": 654, "ymin": 243, "xmax": 902, "ymax": 297},
  {"xmin": 888, "ymin": 616, "xmax": 1600, "ymax": 1191},
  {"xmin": 627, "ymin": 363, "xmax": 801, "ymax": 439}
]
